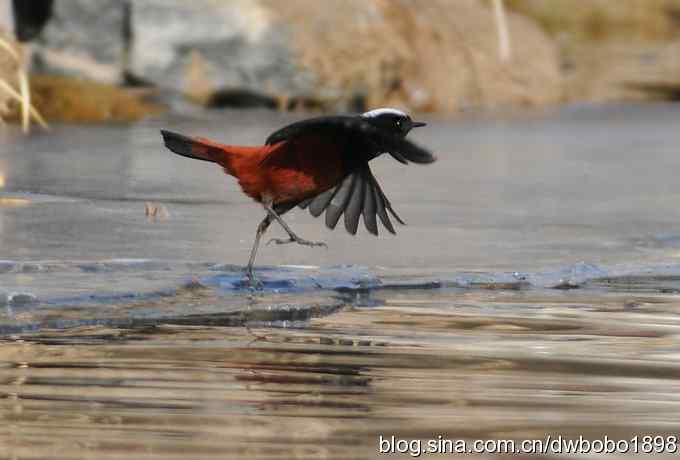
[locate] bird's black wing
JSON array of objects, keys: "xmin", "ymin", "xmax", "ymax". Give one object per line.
[
  {"xmin": 299, "ymin": 163, "xmax": 404, "ymax": 236},
  {"xmin": 266, "ymin": 116, "xmax": 353, "ymax": 145},
  {"xmin": 265, "ymin": 116, "xmax": 436, "ymax": 165}
]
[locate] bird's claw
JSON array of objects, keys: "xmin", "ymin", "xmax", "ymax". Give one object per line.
[
  {"xmin": 267, "ymin": 237, "xmax": 327, "ymax": 248},
  {"xmin": 246, "ymin": 272, "xmax": 263, "ymax": 290}
]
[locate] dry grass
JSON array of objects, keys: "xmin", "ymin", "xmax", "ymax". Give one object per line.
[
  {"xmin": 264, "ymin": 0, "xmax": 562, "ymax": 113},
  {"xmin": 504, "ymin": 0, "xmax": 680, "ymax": 42},
  {"xmin": 5, "ymin": 75, "xmax": 165, "ymax": 124},
  {"xmin": 503, "ymin": 0, "xmax": 680, "ymax": 104},
  {"xmin": 0, "ymin": 32, "xmax": 48, "ymax": 133}
]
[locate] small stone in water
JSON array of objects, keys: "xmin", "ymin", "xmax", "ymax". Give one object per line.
[
  {"xmin": 145, "ymin": 202, "xmax": 170, "ymax": 222},
  {"xmin": 9, "ymin": 293, "xmax": 37, "ymax": 306}
]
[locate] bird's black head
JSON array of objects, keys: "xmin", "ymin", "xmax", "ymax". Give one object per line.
[{"xmin": 360, "ymin": 108, "xmax": 426, "ymax": 138}]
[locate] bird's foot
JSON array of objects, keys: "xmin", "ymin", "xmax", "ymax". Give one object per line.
[
  {"xmin": 267, "ymin": 236, "xmax": 327, "ymax": 248},
  {"xmin": 246, "ymin": 271, "xmax": 263, "ymax": 290}
]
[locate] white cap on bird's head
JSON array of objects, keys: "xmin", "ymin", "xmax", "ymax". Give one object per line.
[
  {"xmin": 361, "ymin": 107, "xmax": 408, "ymax": 119},
  {"xmin": 361, "ymin": 107, "xmax": 426, "ymax": 137}
]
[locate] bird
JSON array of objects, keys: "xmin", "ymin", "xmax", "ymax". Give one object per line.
[{"xmin": 161, "ymin": 108, "xmax": 435, "ymax": 287}]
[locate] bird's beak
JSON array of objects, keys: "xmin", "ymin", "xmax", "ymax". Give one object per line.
[{"xmin": 411, "ymin": 121, "xmax": 427, "ymax": 128}]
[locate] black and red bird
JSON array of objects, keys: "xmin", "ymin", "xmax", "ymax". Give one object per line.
[{"xmin": 161, "ymin": 108, "xmax": 435, "ymax": 286}]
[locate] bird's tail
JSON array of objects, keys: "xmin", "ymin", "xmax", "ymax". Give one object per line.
[
  {"xmin": 160, "ymin": 129, "xmax": 266, "ymax": 175},
  {"xmin": 162, "ymin": 130, "xmax": 234, "ymax": 163}
]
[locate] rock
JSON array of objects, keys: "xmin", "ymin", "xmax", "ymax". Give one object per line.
[
  {"xmin": 130, "ymin": 0, "xmax": 562, "ymax": 112},
  {"xmin": 31, "ymin": 0, "xmax": 128, "ymax": 84},
  {"xmin": 565, "ymin": 41, "xmax": 680, "ymax": 103},
  {"xmin": 0, "ymin": 261, "xmax": 16, "ymax": 274},
  {"xmin": 8, "ymin": 292, "xmax": 37, "ymax": 306},
  {"xmin": 507, "ymin": 0, "xmax": 680, "ymax": 43},
  {"xmin": 129, "ymin": 0, "xmax": 311, "ymax": 105},
  {"xmin": 507, "ymin": 0, "xmax": 680, "ymax": 104},
  {"xmin": 266, "ymin": 0, "xmax": 562, "ymax": 111}
]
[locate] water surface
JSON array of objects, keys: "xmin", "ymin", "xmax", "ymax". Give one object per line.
[{"xmin": 2, "ymin": 104, "xmax": 680, "ymax": 458}]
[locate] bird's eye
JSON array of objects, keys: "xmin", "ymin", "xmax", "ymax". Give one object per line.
[{"xmin": 395, "ymin": 118, "xmax": 403, "ymax": 128}]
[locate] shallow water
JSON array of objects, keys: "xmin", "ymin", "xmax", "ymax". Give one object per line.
[{"xmin": 2, "ymin": 104, "xmax": 680, "ymax": 458}]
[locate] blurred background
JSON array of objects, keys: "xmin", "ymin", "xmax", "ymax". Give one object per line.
[{"xmin": 3, "ymin": 0, "xmax": 680, "ymax": 126}]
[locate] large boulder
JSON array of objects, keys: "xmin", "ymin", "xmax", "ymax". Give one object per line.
[{"xmin": 129, "ymin": 0, "xmax": 312, "ymax": 105}]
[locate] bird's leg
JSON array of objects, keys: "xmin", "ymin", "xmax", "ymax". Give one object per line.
[
  {"xmin": 245, "ymin": 215, "xmax": 272, "ymax": 288},
  {"xmin": 263, "ymin": 201, "xmax": 327, "ymax": 248}
]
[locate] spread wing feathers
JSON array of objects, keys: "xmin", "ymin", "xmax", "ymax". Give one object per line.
[
  {"xmin": 344, "ymin": 173, "xmax": 365, "ymax": 235},
  {"xmin": 325, "ymin": 173, "xmax": 356, "ymax": 231},
  {"xmin": 298, "ymin": 165, "xmax": 405, "ymax": 235},
  {"xmin": 309, "ymin": 188, "xmax": 335, "ymax": 217},
  {"xmin": 362, "ymin": 174, "xmax": 378, "ymax": 235},
  {"xmin": 265, "ymin": 116, "xmax": 435, "ymax": 165},
  {"xmin": 369, "ymin": 171, "xmax": 406, "ymax": 227}
]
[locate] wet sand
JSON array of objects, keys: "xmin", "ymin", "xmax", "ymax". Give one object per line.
[{"xmin": 2, "ymin": 104, "xmax": 680, "ymax": 458}]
